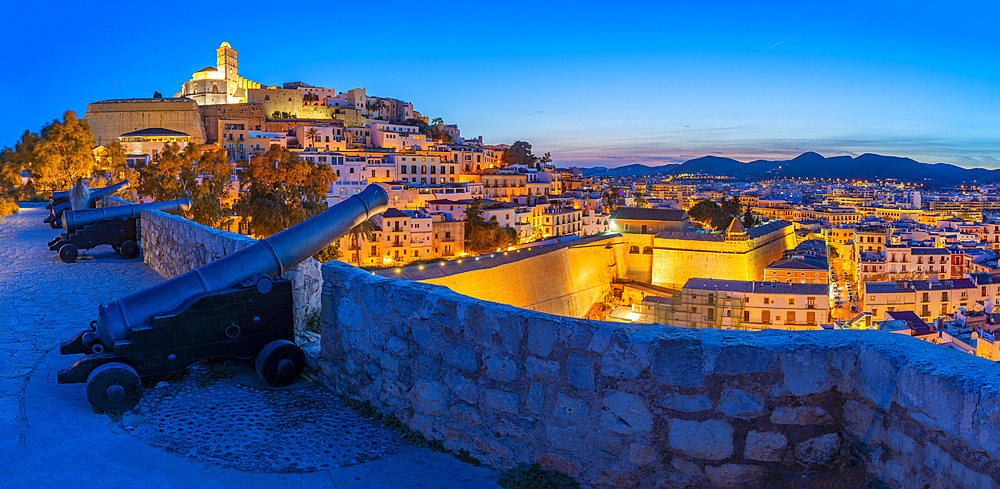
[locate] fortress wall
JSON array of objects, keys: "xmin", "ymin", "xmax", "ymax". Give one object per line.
[
  {"xmin": 320, "ymin": 259, "xmax": 1000, "ymax": 488},
  {"xmin": 138, "ymin": 209, "xmax": 321, "ymax": 331},
  {"xmin": 405, "ymin": 235, "xmax": 623, "ymax": 318},
  {"xmin": 651, "ymin": 227, "xmax": 795, "ymax": 289},
  {"xmin": 200, "ymin": 103, "xmax": 267, "ymax": 142},
  {"xmin": 621, "ymin": 233, "xmax": 654, "ymax": 283},
  {"xmin": 84, "ymin": 99, "xmax": 207, "ymax": 145}
]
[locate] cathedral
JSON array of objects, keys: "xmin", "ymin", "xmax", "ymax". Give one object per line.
[{"xmin": 176, "ymin": 42, "xmax": 262, "ymax": 105}]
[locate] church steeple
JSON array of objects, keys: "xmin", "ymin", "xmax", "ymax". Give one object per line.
[{"xmin": 216, "ymin": 42, "xmax": 238, "ymax": 86}]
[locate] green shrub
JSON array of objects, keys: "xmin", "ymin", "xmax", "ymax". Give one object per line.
[
  {"xmin": 499, "ymin": 463, "xmax": 579, "ymax": 489},
  {"xmin": 304, "ymin": 309, "xmax": 322, "ymax": 334}
]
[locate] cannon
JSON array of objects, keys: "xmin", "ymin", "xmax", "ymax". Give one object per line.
[
  {"xmin": 49, "ymin": 198, "xmax": 192, "ymax": 263},
  {"xmin": 57, "ymin": 184, "xmax": 389, "ymax": 413},
  {"xmin": 44, "ymin": 180, "xmax": 130, "ymax": 228}
]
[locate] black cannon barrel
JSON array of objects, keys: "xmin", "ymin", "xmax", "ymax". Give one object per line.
[
  {"xmin": 52, "ymin": 180, "xmax": 130, "ymax": 201},
  {"xmin": 62, "ymin": 198, "xmax": 193, "ymax": 232},
  {"xmin": 94, "ymin": 184, "xmax": 389, "ymax": 348}
]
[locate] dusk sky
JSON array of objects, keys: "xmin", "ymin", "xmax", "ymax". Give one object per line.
[{"xmin": 2, "ymin": 1, "xmax": 997, "ymax": 168}]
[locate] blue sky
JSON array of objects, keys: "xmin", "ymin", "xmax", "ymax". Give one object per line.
[{"xmin": 1, "ymin": 1, "xmax": 997, "ymax": 168}]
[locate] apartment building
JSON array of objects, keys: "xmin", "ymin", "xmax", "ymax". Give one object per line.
[
  {"xmin": 764, "ymin": 255, "xmax": 829, "ymax": 284},
  {"xmin": 541, "ymin": 206, "xmax": 583, "ymax": 238},
  {"xmin": 863, "ymin": 278, "xmax": 977, "ymax": 321},
  {"xmin": 665, "ymin": 278, "xmax": 828, "ymax": 331}
]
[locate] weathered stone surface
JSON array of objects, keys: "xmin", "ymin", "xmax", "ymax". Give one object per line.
[
  {"xmin": 649, "ymin": 337, "xmax": 703, "ymax": 387},
  {"xmin": 444, "ymin": 373, "xmax": 478, "ymax": 404},
  {"xmin": 545, "ymin": 425, "xmax": 587, "ymax": 451},
  {"xmin": 526, "ymin": 382, "xmax": 545, "ymax": 414},
  {"xmin": 601, "ymin": 331, "xmax": 649, "ymax": 380},
  {"xmin": 714, "ymin": 345, "xmax": 775, "ymax": 375},
  {"xmin": 601, "ymin": 391, "xmax": 653, "ymax": 434},
  {"xmin": 449, "ymin": 403, "xmax": 483, "ymax": 426},
  {"xmin": 484, "ymin": 389, "xmax": 519, "ymax": 414},
  {"xmin": 566, "ymin": 352, "xmax": 595, "ymax": 390},
  {"xmin": 667, "ymin": 419, "xmax": 734, "ymax": 460},
  {"xmin": 444, "ymin": 345, "xmax": 478, "ymax": 374},
  {"xmin": 525, "ymin": 356, "xmax": 560, "ymax": 382},
  {"xmin": 595, "ymin": 467, "xmax": 640, "ymax": 488},
  {"xmin": 794, "ymin": 433, "xmax": 842, "ymax": 465},
  {"xmin": 655, "ymin": 392, "xmax": 712, "ymax": 413},
  {"xmin": 857, "ymin": 348, "xmax": 896, "ymax": 408},
  {"xmin": 770, "ymin": 406, "xmax": 833, "ymax": 425},
  {"xmin": 554, "ymin": 394, "xmax": 590, "ymax": 422},
  {"xmin": 472, "ymin": 434, "xmax": 513, "ymax": 459},
  {"xmin": 496, "ymin": 313, "xmax": 524, "ymax": 354},
  {"xmin": 410, "ymin": 381, "xmax": 449, "ymax": 415},
  {"xmin": 536, "ymin": 452, "xmax": 582, "ymax": 477},
  {"xmin": 627, "ymin": 443, "xmax": 657, "ymax": 466},
  {"xmin": 744, "ymin": 430, "xmax": 787, "ymax": 462},
  {"xmin": 671, "ymin": 457, "xmax": 702, "ymax": 476},
  {"xmin": 526, "ymin": 320, "xmax": 558, "ymax": 357},
  {"xmin": 705, "ymin": 464, "xmax": 765, "ymax": 486},
  {"xmin": 482, "ymin": 354, "xmax": 518, "ymax": 383},
  {"xmin": 717, "ymin": 388, "xmax": 763, "ymax": 419},
  {"xmin": 781, "ymin": 349, "xmax": 829, "ymax": 396}
]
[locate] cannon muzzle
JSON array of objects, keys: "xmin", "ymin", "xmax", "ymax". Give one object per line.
[
  {"xmin": 93, "ymin": 184, "xmax": 389, "ymax": 349},
  {"xmin": 52, "ymin": 180, "xmax": 130, "ymax": 201},
  {"xmin": 62, "ymin": 198, "xmax": 192, "ymax": 232}
]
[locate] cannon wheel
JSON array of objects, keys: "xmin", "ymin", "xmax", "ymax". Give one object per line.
[
  {"xmin": 59, "ymin": 244, "xmax": 78, "ymax": 263},
  {"xmin": 255, "ymin": 340, "xmax": 305, "ymax": 388},
  {"xmin": 50, "ymin": 220, "xmax": 61, "ymax": 229},
  {"xmin": 86, "ymin": 362, "xmax": 143, "ymax": 414},
  {"xmin": 120, "ymin": 241, "xmax": 140, "ymax": 260}
]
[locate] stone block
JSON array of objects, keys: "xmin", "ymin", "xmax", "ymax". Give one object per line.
[
  {"xmin": 444, "ymin": 345, "xmax": 478, "ymax": 374},
  {"xmin": 472, "ymin": 434, "xmax": 514, "ymax": 459},
  {"xmin": 444, "ymin": 373, "xmax": 478, "ymax": 404},
  {"xmin": 601, "ymin": 332, "xmax": 649, "ymax": 380},
  {"xmin": 896, "ymin": 365, "xmax": 977, "ymax": 435},
  {"xmin": 587, "ymin": 324, "xmax": 616, "ymax": 353},
  {"xmin": 411, "ymin": 381, "xmax": 449, "ymax": 415},
  {"xmin": 770, "ymin": 406, "xmax": 833, "ymax": 425},
  {"xmin": 554, "ymin": 394, "xmax": 590, "ymax": 422},
  {"xmin": 781, "ymin": 348, "xmax": 829, "ymax": 396},
  {"xmin": 717, "ymin": 388, "xmax": 763, "ymax": 419},
  {"xmin": 744, "ymin": 430, "xmax": 787, "ymax": 462},
  {"xmin": 649, "ymin": 337, "xmax": 703, "ymax": 387},
  {"xmin": 411, "ymin": 327, "xmax": 436, "ymax": 351},
  {"xmin": 450, "ymin": 403, "xmax": 483, "ymax": 427},
  {"xmin": 714, "ymin": 345, "xmax": 775, "ymax": 375},
  {"xmin": 794, "ymin": 433, "xmax": 842, "ymax": 465},
  {"xmin": 482, "ymin": 354, "xmax": 519, "ymax": 383},
  {"xmin": 566, "ymin": 352, "xmax": 596, "ymax": 390},
  {"xmin": 527, "ymin": 382, "xmax": 545, "ymax": 414},
  {"xmin": 527, "ymin": 320, "xmax": 558, "ymax": 357},
  {"xmin": 595, "ymin": 467, "xmax": 640, "ymax": 488},
  {"xmin": 857, "ymin": 348, "xmax": 896, "ymax": 408},
  {"xmin": 704, "ymin": 464, "xmax": 764, "ymax": 486},
  {"xmin": 525, "ymin": 356, "xmax": 560, "ymax": 382},
  {"xmin": 484, "ymin": 388, "xmax": 520, "ymax": 414},
  {"xmin": 546, "ymin": 425, "xmax": 588, "ymax": 452},
  {"xmin": 655, "ymin": 392, "xmax": 712, "ymax": 413},
  {"xmin": 497, "ymin": 314, "xmax": 524, "ymax": 354},
  {"xmin": 671, "ymin": 457, "xmax": 702, "ymax": 476},
  {"xmin": 627, "ymin": 443, "xmax": 657, "ymax": 466},
  {"xmin": 536, "ymin": 452, "xmax": 582, "ymax": 477},
  {"xmin": 601, "ymin": 391, "xmax": 653, "ymax": 434},
  {"xmin": 667, "ymin": 419, "xmax": 734, "ymax": 460},
  {"xmin": 568, "ymin": 321, "xmax": 597, "ymax": 350}
]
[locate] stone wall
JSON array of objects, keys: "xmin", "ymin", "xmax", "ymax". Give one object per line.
[
  {"xmin": 138, "ymin": 209, "xmax": 322, "ymax": 331},
  {"xmin": 320, "ymin": 259, "xmax": 1000, "ymax": 488},
  {"xmin": 98, "ymin": 195, "xmax": 131, "ymax": 207},
  {"xmin": 84, "ymin": 98, "xmax": 207, "ymax": 146}
]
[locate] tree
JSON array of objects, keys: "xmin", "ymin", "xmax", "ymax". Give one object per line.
[
  {"xmin": 22, "ymin": 112, "xmax": 96, "ymax": 190},
  {"xmin": 234, "ymin": 146, "xmax": 335, "ymax": 237},
  {"xmin": 500, "ymin": 141, "xmax": 536, "ymax": 167},
  {"xmin": 688, "ymin": 200, "xmax": 723, "ymax": 226},
  {"xmin": 191, "ymin": 147, "xmax": 235, "ymax": 227},
  {"xmin": 138, "ymin": 142, "xmax": 200, "ymax": 204},
  {"xmin": 401, "ymin": 118, "xmax": 452, "ymax": 143},
  {"xmin": 741, "ymin": 205, "xmax": 758, "ymax": 229},
  {"xmin": 91, "ymin": 141, "xmax": 136, "ymax": 197},
  {"xmin": 366, "ymin": 98, "xmax": 386, "ymax": 119},
  {"xmin": 153, "ymin": 91, "xmax": 163, "ymax": 99},
  {"xmin": 720, "ymin": 196, "xmax": 742, "ymax": 217},
  {"xmin": 463, "ymin": 197, "xmax": 518, "ymax": 254},
  {"xmin": 431, "ymin": 117, "xmax": 444, "ymax": 125}
]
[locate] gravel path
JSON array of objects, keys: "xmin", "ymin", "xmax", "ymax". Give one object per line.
[{"xmin": 0, "ymin": 204, "xmax": 501, "ymax": 488}]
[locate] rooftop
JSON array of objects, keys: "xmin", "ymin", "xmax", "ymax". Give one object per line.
[
  {"xmin": 609, "ymin": 207, "xmax": 688, "ymax": 222},
  {"xmin": 683, "ymin": 278, "xmax": 829, "ymax": 295},
  {"xmin": 120, "ymin": 127, "xmax": 191, "ymax": 138}
]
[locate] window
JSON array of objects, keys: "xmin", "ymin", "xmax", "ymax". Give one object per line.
[
  {"xmin": 807, "ymin": 297, "xmax": 816, "ymax": 309},
  {"xmin": 401, "ymin": 166, "xmax": 406, "ymax": 174},
  {"xmin": 788, "ymin": 298, "xmax": 795, "ymax": 305},
  {"xmin": 762, "ymin": 310, "xmax": 771, "ymax": 324},
  {"xmin": 764, "ymin": 297, "xmax": 771, "ymax": 305},
  {"xmin": 787, "ymin": 311, "xmax": 796, "ymax": 324},
  {"xmin": 744, "ymin": 311, "xmax": 750, "ymax": 322},
  {"xmin": 707, "ymin": 308, "xmax": 715, "ymax": 320}
]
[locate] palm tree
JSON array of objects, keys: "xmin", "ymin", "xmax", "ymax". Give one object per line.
[
  {"xmin": 431, "ymin": 117, "xmax": 444, "ymax": 125},
  {"xmin": 366, "ymin": 98, "xmax": 386, "ymax": 119},
  {"xmin": 305, "ymin": 128, "xmax": 319, "ymax": 148},
  {"xmin": 348, "ymin": 218, "xmax": 378, "ymax": 263}
]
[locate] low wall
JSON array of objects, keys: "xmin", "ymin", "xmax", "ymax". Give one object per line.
[
  {"xmin": 98, "ymin": 195, "xmax": 131, "ymax": 207},
  {"xmin": 320, "ymin": 260, "xmax": 1000, "ymax": 488},
  {"xmin": 139, "ymin": 209, "xmax": 322, "ymax": 331}
]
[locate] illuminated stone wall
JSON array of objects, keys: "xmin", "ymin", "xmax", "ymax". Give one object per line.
[
  {"xmin": 84, "ymin": 98, "xmax": 207, "ymax": 146},
  {"xmin": 395, "ymin": 234, "xmax": 626, "ymax": 318},
  {"xmin": 320, "ymin": 259, "xmax": 1000, "ymax": 488},
  {"xmin": 200, "ymin": 103, "xmax": 267, "ymax": 142},
  {"xmin": 137, "ymin": 209, "xmax": 321, "ymax": 331}
]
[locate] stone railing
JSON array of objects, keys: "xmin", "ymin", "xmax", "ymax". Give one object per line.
[
  {"xmin": 319, "ymin": 260, "xmax": 1000, "ymax": 488},
  {"xmin": 98, "ymin": 195, "xmax": 131, "ymax": 207},
  {"xmin": 138, "ymin": 209, "xmax": 322, "ymax": 331}
]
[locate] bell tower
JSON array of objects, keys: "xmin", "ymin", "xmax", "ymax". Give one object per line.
[{"xmin": 216, "ymin": 42, "xmax": 238, "ymax": 85}]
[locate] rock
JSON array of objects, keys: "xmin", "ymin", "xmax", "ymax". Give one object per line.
[
  {"xmin": 714, "ymin": 345, "xmax": 775, "ymax": 375},
  {"xmin": 546, "ymin": 425, "xmax": 587, "ymax": 451},
  {"xmin": 444, "ymin": 373, "xmax": 478, "ymax": 404},
  {"xmin": 649, "ymin": 337, "xmax": 704, "ymax": 387},
  {"xmin": 482, "ymin": 354, "xmax": 519, "ymax": 383},
  {"xmin": 770, "ymin": 406, "xmax": 833, "ymax": 425},
  {"xmin": 554, "ymin": 394, "xmax": 590, "ymax": 422},
  {"xmin": 628, "ymin": 443, "xmax": 657, "ymax": 466},
  {"xmin": 717, "ymin": 388, "xmax": 763, "ymax": 419},
  {"xmin": 705, "ymin": 464, "xmax": 764, "ymax": 486},
  {"xmin": 527, "ymin": 382, "xmax": 545, "ymax": 414},
  {"xmin": 596, "ymin": 467, "xmax": 640, "ymax": 487},
  {"xmin": 794, "ymin": 433, "xmax": 842, "ymax": 465},
  {"xmin": 411, "ymin": 381, "xmax": 449, "ymax": 414},
  {"xmin": 601, "ymin": 391, "xmax": 653, "ymax": 434},
  {"xmin": 744, "ymin": 430, "xmax": 787, "ymax": 462},
  {"xmin": 566, "ymin": 352, "xmax": 596, "ymax": 390},
  {"xmin": 781, "ymin": 349, "xmax": 829, "ymax": 396},
  {"xmin": 536, "ymin": 452, "xmax": 582, "ymax": 477},
  {"xmin": 444, "ymin": 345, "xmax": 478, "ymax": 373},
  {"xmin": 601, "ymin": 332, "xmax": 648, "ymax": 380},
  {"xmin": 526, "ymin": 320, "xmax": 558, "ymax": 357},
  {"xmin": 484, "ymin": 388, "xmax": 519, "ymax": 414},
  {"xmin": 671, "ymin": 457, "xmax": 702, "ymax": 476},
  {"xmin": 667, "ymin": 419, "xmax": 734, "ymax": 460},
  {"xmin": 449, "ymin": 403, "xmax": 483, "ymax": 426},
  {"xmin": 525, "ymin": 356, "xmax": 560, "ymax": 382},
  {"xmin": 655, "ymin": 393, "xmax": 712, "ymax": 413}
]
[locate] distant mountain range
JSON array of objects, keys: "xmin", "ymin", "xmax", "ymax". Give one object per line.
[{"xmin": 580, "ymin": 152, "xmax": 1000, "ymax": 184}]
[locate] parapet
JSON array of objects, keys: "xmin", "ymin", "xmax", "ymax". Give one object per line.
[{"xmin": 319, "ymin": 259, "xmax": 1000, "ymax": 488}]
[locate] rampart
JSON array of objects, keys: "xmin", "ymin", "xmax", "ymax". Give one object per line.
[
  {"xmin": 137, "ymin": 209, "xmax": 321, "ymax": 330},
  {"xmin": 320, "ymin": 259, "xmax": 1000, "ymax": 488},
  {"xmin": 200, "ymin": 103, "xmax": 267, "ymax": 142},
  {"xmin": 84, "ymin": 98, "xmax": 207, "ymax": 145},
  {"xmin": 380, "ymin": 234, "xmax": 625, "ymax": 318}
]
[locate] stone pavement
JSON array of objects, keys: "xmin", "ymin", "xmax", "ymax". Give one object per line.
[{"xmin": 0, "ymin": 204, "xmax": 502, "ymax": 488}]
